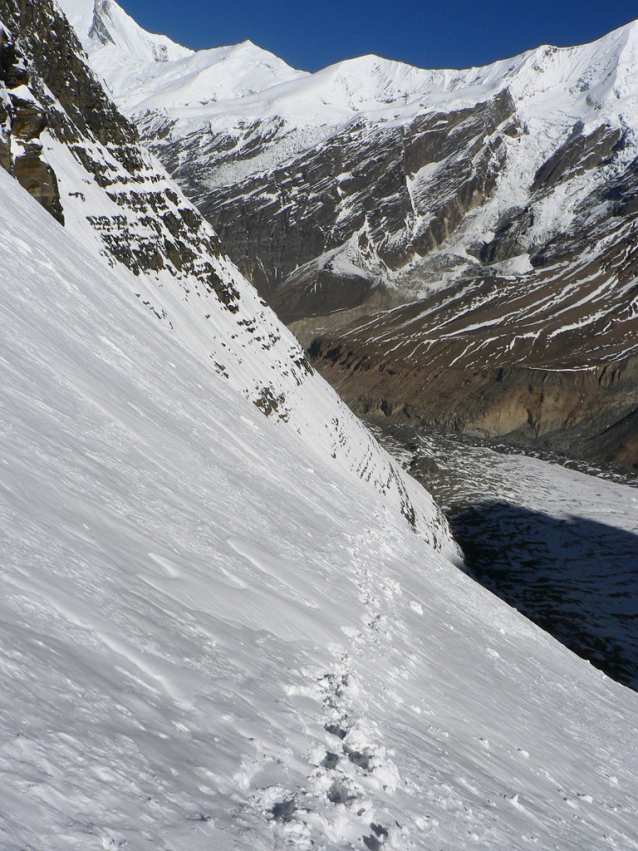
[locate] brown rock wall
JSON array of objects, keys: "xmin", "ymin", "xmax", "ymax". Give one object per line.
[
  {"xmin": 158, "ymin": 90, "xmax": 517, "ymax": 319},
  {"xmin": 309, "ymin": 214, "xmax": 638, "ymax": 470},
  {"xmin": 0, "ymin": 21, "xmax": 64, "ymax": 222}
]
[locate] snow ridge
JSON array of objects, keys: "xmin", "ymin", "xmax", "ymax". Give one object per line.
[
  {"xmin": 58, "ymin": 0, "xmax": 307, "ymax": 115},
  {"xmin": 61, "ymin": 0, "xmax": 193, "ymax": 63},
  {"xmin": 62, "ymin": 2, "xmax": 638, "ymax": 138}
]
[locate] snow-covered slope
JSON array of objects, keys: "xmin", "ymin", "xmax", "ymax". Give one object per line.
[
  {"xmin": 2, "ymin": 4, "xmax": 638, "ymax": 849},
  {"xmin": 3, "ymin": 115, "xmax": 638, "ymax": 851},
  {"xmin": 1, "ymin": 0, "xmax": 443, "ymax": 542}
]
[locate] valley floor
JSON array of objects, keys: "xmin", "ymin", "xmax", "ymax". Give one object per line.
[{"xmin": 371, "ymin": 423, "xmax": 638, "ymax": 689}]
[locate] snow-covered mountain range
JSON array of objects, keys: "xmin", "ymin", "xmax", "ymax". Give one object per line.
[
  {"xmin": 1, "ymin": 1, "xmax": 638, "ymax": 848},
  {"xmin": 63, "ymin": 0, "xmax": 638, "ymax": 311},
  {"xmin": 61, "ymin": 0, "xmax": 638, "ymax": 467}
]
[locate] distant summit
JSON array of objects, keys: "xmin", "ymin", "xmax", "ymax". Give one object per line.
[
  {"xmin": 61, "ymin": 0, "xmax": 194, "ymax": 61},
  {"xmin": 59, "ymin": 0, "xmax": 305, "ymax": 113}
]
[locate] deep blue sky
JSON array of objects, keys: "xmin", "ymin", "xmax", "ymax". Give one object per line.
[{"xmin": 123, "ymin": 0, "xmax": 636, "ymax": 72}]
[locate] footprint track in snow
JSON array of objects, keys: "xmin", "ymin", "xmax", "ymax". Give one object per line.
[
  {"xmin": 257, "ymin": 655, "xmax": 401, "ymax": 849},
  {"xmin": 246, "ymin": 516, "xmax": 413, "ymax": 848}
]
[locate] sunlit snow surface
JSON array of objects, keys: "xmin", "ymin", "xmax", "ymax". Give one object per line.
[{"xmin": 1, "ymin": 153, "xmax": 638, "ymax": 850}]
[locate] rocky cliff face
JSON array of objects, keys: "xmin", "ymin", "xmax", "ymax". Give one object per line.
[
  {"xmin": 192, "ymin": 89, "xmax": 517, "ymax": 322},
  {"xmin": 134, "ymin": 77, "xmax": 525, "ymax": 328},
  {"xmin": 303, "ymin": 101, "xmax": 638, "ymax": 468},
  {"xmin": 0, "ymin": 19, "xmax": 63, "ymax": 222}
]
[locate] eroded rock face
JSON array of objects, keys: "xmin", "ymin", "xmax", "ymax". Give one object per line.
[
  {"xmin": 311, "ymin": 347, "xmax": 638, "ymax": 469},
  {"xmin": 0, "ymin": 91, "xmax": 11, "ymax": 171},
  {"xmin": 157, "ymin": 90, "xmax": 517, "ymax": 321},
  {"xmin": 13, "ymin": 141, "xmax": 63, "ymax": 218},
  {"xmin": 0, "ymin": 23, "xmax": 64, "ymax": 222},
  {"xmin": 309, "ymin": 209, "xmax": 638, "ymax": 469}
]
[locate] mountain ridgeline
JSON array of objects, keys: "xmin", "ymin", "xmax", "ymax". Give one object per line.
[{"xmin": 64, "ymin": 0, "xmax": 638, "ymax": 469}]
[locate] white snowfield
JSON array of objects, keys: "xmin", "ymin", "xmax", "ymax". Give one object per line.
[{"xmin": 2, "ymin": 125, "xmax": 638, "ymax": 851}]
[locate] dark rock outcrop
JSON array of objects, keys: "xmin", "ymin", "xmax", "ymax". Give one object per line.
[
  {"xmin": 531, "ymin": 123, "xmax": 624, "ymax": 194},
  {"xmin": 0, "ymin": 22, "xmax": 63, "ymax": 222},
  {"xmin": 146, "ymin": 89, "xmax": 518, "ymax": 319},
  {"xmin": 477, "ymin": 206, "xmax": 534, "ymax": 265}
]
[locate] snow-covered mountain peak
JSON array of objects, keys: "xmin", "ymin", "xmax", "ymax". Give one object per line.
[
  {"xmin": 60, "ymin": 0, "xmax": 193, "ymax": 63},
  {"xmin": 438, "ymin": 20, "xmax": 633, "ymax": 137},
  {"xmin": 316, "ymin": 19, "xmax": 638, "ymax": 124},
  {"xmin": 58, "ymin": 0, "xmax": 307, "ymax": 114}
]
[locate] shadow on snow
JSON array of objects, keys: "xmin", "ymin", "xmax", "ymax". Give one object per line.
[{"xmin": 450, "ymin": 501, "xmax": 638, "ymax": 690}]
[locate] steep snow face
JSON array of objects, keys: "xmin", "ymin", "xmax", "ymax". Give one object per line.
[
  {"xmin": 108, "ymin": 40, "xmax": 307, "ymax": 118},
  {"xmin": 4, "ymin": 0, "xmax": 442, "ymax": 542},
  {"xmin": 42, "ymin": 126, "xmax": 445, "ymax": 540},
  {"xmin": 3, "ymin": 139, "xmax": 638, "ymax": 851}
]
